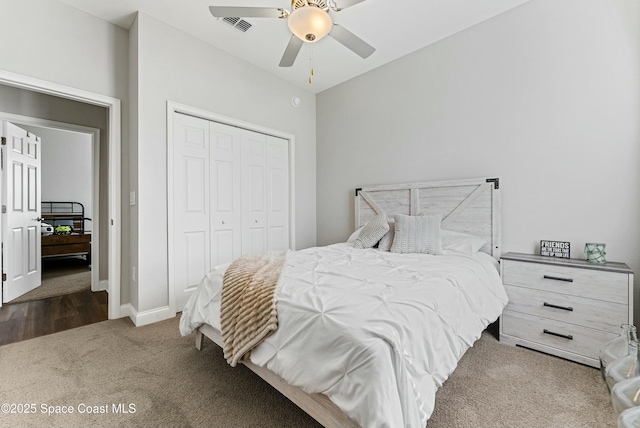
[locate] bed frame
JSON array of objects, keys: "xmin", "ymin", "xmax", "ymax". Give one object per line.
[
  {"xmin": 194, "ymin": 177, "xmax": 501, "ymax": 427},
  {"xmin": 41, "ymin": 201, "xmax": 92, "ymax": 262}
]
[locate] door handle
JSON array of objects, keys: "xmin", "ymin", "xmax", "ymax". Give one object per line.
[{"xmin": 34, "ymin": 217, "xmax": 43, "ymax": 222}]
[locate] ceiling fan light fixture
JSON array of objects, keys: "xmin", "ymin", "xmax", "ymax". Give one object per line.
[{"xmin": 288, "ymin": 5, "xmax": 332, "ymax": 42}]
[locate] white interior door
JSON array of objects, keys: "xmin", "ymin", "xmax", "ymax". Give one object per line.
[
  {"xmin": 173, "ymin": 113, "xmax": 211, "ymax": 311},
  {"xmin": 2, "ymin": 121, "xmax": 41, "ymax": 304}
]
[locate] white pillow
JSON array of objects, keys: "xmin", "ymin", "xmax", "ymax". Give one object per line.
[
  {"xmin": 353, "ymin": 215, "xmax": 389, "ymax": 249},
  {"xmin": 441, "ymin": 230, "xmax": 486, "ymax": 255},
  {"xmin": 377, "ymin": 219, "xmax": 395, "ymax": 252},
  {"xmin": 390, "ymin": 214, "xmax": 442, "ymax": 255},
  {"xmin": 347, "ymin": 227, "xmax": 363, "ymax": 244}
]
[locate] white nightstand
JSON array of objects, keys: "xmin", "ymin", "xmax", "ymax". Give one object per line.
[{"xmin": 499, "ymin": 252, "xmax": 634, "ymax": 367}]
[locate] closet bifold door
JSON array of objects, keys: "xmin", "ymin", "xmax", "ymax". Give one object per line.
[
  {"xmin": 210, "ymin": 121, "xmax": 242, "ymax": 267},
  {"xmin": 173, "ymin": 113, "xmax": 291, "ymax": 310},
  {"xmin": 240, "ymin": 130, "xmax": 290, "ymax": 255},
  {"xmin": 173, "ymin": 113, "xmax": 212, "ymax": 311},
  {"xmin": 265, "ymin": 135, "xmax": 289, "ymax": 252},
  {"xmin": 241, "ymin": 130, "xmax": 268, "ymax": 254}
]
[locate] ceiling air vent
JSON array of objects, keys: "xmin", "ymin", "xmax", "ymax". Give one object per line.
[{"xmin": 220, "ymin": 16, "xmax": 253, "ymax": 33}]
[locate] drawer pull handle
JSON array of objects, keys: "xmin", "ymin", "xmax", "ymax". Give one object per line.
[
  {"xmin": 543, "ymin": 302, "xmax": 574, "ymax": 312},
  {"xmin": 543, "ymin": 329, "xmax": 573, "ymax": 340},
  {"xmin": 543, "ymin": 275, "xmax": 573, "ymax": 283}
]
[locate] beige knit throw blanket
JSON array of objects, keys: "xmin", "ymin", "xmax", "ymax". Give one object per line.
[{"xmin": 220, "ymin": 250, "xmax": 287, "ymax": 367}]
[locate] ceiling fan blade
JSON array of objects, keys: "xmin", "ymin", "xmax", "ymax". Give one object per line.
[
  {"xmin": 279, "ymin": 35, "xmax": 304, "ymax": 67},
  {"xmin": 333, "ymin": 0, "xmax": 367, "ymax": 10},
  {"xmin": 209, "ymin": 6, "xmax": 285, "ymax": 18},
  {"xmin": 329, "ymin": 24, "xmax": 375, "ymax": 59}
]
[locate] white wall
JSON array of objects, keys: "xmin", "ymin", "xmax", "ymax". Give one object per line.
[
  {"xmin": 317, "ymin": 0, "xmax": 639, "ymax": 315},
  {"xmin": 0, "ymin": 0, "xmax": 128, "ymax": 98},
  {"xmin": 131, "ymin": 13, "xmax": 317, "ymax": 316}
]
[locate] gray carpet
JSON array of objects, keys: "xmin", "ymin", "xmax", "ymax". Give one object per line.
[
  {"xmin": 0, "ymin": 316, "xmax": 614, "ymax": 428},
  {"xmin": 9, "ymin": 257, "xmax": 91, "ymax": 304}
]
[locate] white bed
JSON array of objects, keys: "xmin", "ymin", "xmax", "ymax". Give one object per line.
[{"xmin": 180, "ymin": 177, "xmax": 508, "ymax": 427}]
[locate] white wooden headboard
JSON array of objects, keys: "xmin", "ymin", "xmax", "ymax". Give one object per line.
[{"xmin": 355, "ymin": 177, "xmax": 502, "ymax": 260}]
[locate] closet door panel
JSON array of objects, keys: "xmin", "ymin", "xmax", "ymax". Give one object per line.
[
  {"xmin": 173, "ymin": 113, "xmax": 211, "ymax": 310},
  {"xmin": 213, "ymin": 230, "xmax": 235, "ymax": 265},
  {"xmin": 185, "ymin": 231, "xmax": 207, "ymax": 286},
  {"xmin": 242, "ymin": 131, "xmax": 268, "ymax": 254},
  {"xmin": 267, "ymin": 136, "xmax": 289, "ymax": 251},
  {"xmin": 185, "ymin": 158, "xmax": 206, "ymax": 211},
  {"xmin": 210, "ymin": 122, "xmax": 242, "ymax": 266}
]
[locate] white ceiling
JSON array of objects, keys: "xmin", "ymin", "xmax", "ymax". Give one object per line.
[{"xmin": 56, "ymin": 0, "xmax": 530, "ymax": 94}]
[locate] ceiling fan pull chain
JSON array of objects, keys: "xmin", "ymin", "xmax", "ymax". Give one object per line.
[{"xmin": 309, "ymin": 45, "xmax": 315, "ymax": 84}]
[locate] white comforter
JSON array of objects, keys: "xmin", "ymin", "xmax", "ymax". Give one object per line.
[{"xmin": 180, "ymin": 243, "xmax": 508, "ymax": 427}]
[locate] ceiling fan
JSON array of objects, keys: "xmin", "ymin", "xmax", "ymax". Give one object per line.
[{"xmin": 209, "ymin": 0, "xmax": 375, "ymax": 67}]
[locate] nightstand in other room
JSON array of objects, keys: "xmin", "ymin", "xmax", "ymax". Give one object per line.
[{"xmin": 499, "ymin": 252, "xmax": 634, "ymax": 368}]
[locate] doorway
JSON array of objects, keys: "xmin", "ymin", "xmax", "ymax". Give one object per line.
[
  {"xmin": 0, "ymin": 71, "xmax": 121, "ymax": 320},
  {"xmin": 0, "ymin": 120, "xmax": 108, "ymax": 344}
]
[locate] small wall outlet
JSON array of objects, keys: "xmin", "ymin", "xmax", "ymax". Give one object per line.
[
  {"xmin": 132, "ymin": 266, "xmax": 136, "ymax": 282},
  {"xmin": 130, "ymin": 191, "xmax": 136, "ymax": 206}
]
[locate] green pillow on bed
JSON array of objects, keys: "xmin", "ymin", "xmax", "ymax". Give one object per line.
[{"xmin": 54, "ymin": 225, "xmax": 72, "ymax": 235}]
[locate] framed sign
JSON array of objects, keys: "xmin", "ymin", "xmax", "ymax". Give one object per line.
[{"xmin": 540, "ymin": 240, "xmax": 570, "ymax": 258}]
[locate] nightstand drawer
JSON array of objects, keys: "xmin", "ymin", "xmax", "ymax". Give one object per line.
[
  {"xmin": 502, "ymin": 260, "xmax": 629, "ymax": 304},
  {"xmin": 502, "ymin": 310, "xmax": 618, "ymax": 361},
  {"xmin": 504, "ymin": 284, "xmax": 627, "ymax": 334}
]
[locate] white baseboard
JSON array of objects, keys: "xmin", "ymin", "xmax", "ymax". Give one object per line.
[
  {"xmin": 121, "ymin": 304, "xmax": 174, "ymax": 327},
  {"xmin": 119, "ymin": 303, "xmax": 134, "ymax": 320},
  {"xmin": 96, "ymin": 279, "xmax": 109, "ymax": 292}
]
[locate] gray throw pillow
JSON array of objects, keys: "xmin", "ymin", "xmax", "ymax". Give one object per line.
[
  {"xmin": 390, "ymin": 214, "xmax": 442, "ymax": 255},
  {"xmin": 377, "ymin": 220, "xmax": 395, "ymax": 252},
  {"xmin": 353, "ymin": 214, "xmax": 390, "ymax": 249}
]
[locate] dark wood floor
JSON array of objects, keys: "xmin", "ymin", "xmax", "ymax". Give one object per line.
[{"xmin": 0, "ymin": 289, "xmax": 108, "ymax": 346}]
